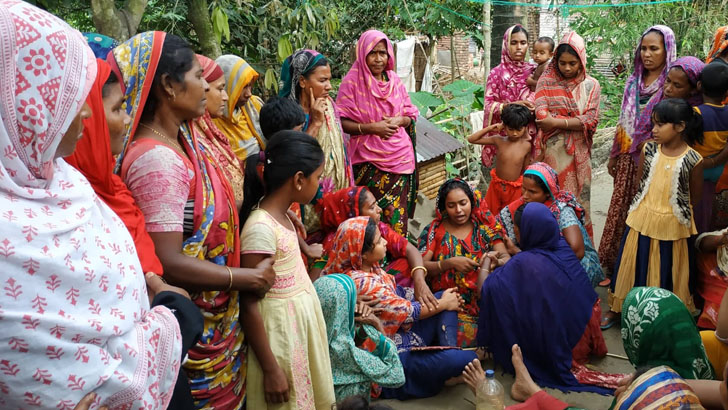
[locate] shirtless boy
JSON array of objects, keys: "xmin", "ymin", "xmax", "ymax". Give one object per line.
[{"xmin": 468, "ymin": 104, "xmax": 533, "ymax": 213}]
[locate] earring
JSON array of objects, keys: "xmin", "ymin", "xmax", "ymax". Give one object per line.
[
  {"xmin": 169, "ymin": 91, "xmax": 176, "ymax": 101},
  {"xmin": 297, "ymin": 186, "xmax": 302, "ymax": 191}
]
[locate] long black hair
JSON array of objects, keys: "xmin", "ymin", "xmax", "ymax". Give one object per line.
[
  {"xmin": 436, "ymin": 179, "xmax": 474, "ymax": 215},
  {"xmin": 362, "ymin": 217, "xmax": 378, "ymax": 253},
  {"xmin": 240, "ymin": 130, "xmax": 324, "ymax": 223},
  {"xmin": 141, "ymin": 34, "xmax": 195, "ymax": 123},
  {"xmin": 652, "ymin": 98, "xmax": 704, "ymax": 146}
]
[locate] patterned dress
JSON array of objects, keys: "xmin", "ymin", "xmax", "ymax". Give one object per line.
[{"xmin": 241, "ymin": 209, "xmax": 335, "ymax": 410}]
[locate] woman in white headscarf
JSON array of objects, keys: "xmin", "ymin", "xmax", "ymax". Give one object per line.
[{"xmin": 0, "ymin": 2, "xmax": 192, "ymax": 408}]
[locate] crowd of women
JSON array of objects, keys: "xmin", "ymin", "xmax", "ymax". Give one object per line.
[{"xmin": 2, "ymin": 0, "xmax": 728, "ymax": 409}]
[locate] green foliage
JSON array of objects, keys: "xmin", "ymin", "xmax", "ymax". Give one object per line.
[{"xmin": 410, "ymin": 79, "xmax": 484, "ymax": 179}]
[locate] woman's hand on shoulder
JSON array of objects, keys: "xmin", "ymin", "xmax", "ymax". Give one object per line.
[
  {"xmin": 303, "ymin": 243, "xmax": 323, "ymax": 259},
  {"xmin": 73, "ymin": 393, "xmax": 107, "ymax": 410},
  {"xmin": 145, "ymin": 272, "xmax": 190, "ymax": 304},
  {"xmin": 356, "ymin": 310, "xmax": 385, "ymax": 334},
  {"xmin": 239, "ymin": 258, "xmax": 276, "ymax": 297},
  {"xmin": 503, "ymin": 236, "xmax": 521, "ymax": 255}
]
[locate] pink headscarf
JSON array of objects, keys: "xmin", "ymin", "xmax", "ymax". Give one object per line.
[
  {"xmin": 0, "ymin": 1, "xmax": 181, "ymax": 408},
  {"xmin": 481, "ymin": 25, "xmax": 537, "ymax": 167},
  {"xmin": 336, "ymin": 30, "xmax": 419, "ymax": 175}
]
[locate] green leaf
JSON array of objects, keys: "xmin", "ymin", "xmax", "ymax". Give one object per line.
[
  {"xmin": 408, "ymin": 91, "xmax": 443, "ymax": 116},
  {"xmin": 442, "ymin": 79, "xmax": 482, "ymax": 97},
  {"xmin": 264, "ymin": 68, "xmax": 278, "ymax": 92},
  {"xmin": 277, "ymin": 36, "xmax": 293, "ymax": 62}
]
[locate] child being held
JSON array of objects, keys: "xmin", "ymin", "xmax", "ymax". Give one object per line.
[
  {"xmin": 527, "ymin": 37, "xmax": 555, "ymax": 91},
  {"xmin": 468, "ymin": 104, "xmax": 533, "ymax": 213}
]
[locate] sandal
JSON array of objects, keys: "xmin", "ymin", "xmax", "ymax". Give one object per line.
[{"xmin": 600, "ymin": 313, "xmax": 618, "ymax": 330}]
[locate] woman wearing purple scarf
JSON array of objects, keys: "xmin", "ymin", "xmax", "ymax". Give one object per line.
[{"xmin": 599, "ymin": 26, "xmax": 676, "ymax": 289}]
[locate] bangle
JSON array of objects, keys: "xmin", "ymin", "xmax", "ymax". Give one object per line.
[
  {"xmin": 563, "ymin": 119, "xmax": 568, "ymax": 128},
  {"xmin": 358, "ymin": 123, "xmax": 362, "ymax": 134},
  {"xmin": 225, "ymin": 266, "xmax": 233, "ymax": 292},
  {"xmin": 437, "ymin": 260, "xmax": 443, "ymax": 272},
  {"xmin": 411, "ymin": 266, "xmax": 427, "ymax": 276}
]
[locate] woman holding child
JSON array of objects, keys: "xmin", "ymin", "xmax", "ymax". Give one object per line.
[
  {"xmin": 481, "ymin": 25, "xmax": 538, "ymax": 170},
  {"xmin": 534, "ymin": 31, "xmax": 601, "ymax": 239},
  {"xmin": 600, "ymin": 26, "xmax": 677, "ymax": 279},
  {"xmin": 337, "ymin": 30, "xmax": 420, "ymax": 236}
]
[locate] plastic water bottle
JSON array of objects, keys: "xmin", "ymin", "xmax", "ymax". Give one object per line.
[{"xmin": 476, "ymin": 369, "xmax": 505, "ymax": 410}]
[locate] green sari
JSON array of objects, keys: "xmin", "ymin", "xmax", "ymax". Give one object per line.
[
  {"xmin": 621, "ymin": 287, "xmax": 715, "ymax": 380},
  {"xmin": 314, "ymin": 274, "xmax": 405, "ymax": 401}
]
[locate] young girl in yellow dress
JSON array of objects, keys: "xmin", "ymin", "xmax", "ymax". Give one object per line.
[
  {"xmin": 239, "ymin": 131, "xmax": 335, "ymax": 409},
  {"xmin": 603, "ymin": 98, "xmax": 705, "ymax": 327}
]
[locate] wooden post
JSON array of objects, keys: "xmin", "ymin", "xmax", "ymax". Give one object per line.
[
  {"xmin": 450, "ymin": 35, "xmax": 456, "ymax": 83},
  {"xmin": 482, "ymin": 0, "xmax": 491, "ymax": 83}
]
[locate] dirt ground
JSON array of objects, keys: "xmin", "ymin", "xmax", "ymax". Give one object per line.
[{"xmin": 378, "ymin": 158, "xmax": 634, "ymax": 409}]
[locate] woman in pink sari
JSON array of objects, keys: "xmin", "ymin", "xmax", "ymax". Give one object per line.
[
  {"xmin": 481, "ymin": 25, "xmax": 538, "ymax": 170},
  {"xmin": 336, "ymin": 30, "xmax": 420, "ymax": 236}
]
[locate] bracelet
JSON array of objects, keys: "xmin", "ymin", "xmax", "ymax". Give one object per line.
[
  {"xmin": 411, "ymin": 266, "xmax": 427, "ymax": 276},
  {"xmin": 358, "ymin": 123, "xmax": 362, "ymax": 134},
  {"xmin": 437, "ymin": 260, "xmax": 442, "ymax": 272},
  {"xmin": 225, "ymin": 266, "xmax": 233, "ymax": 292},
  {"xmin": 563, "ymin": 119, "xmax": 568, "ymax": 128}
]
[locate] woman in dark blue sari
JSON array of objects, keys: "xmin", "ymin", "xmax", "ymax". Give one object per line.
[{"xmin": 477, "ymin": 202, "xmax": 620, "ymax": 394}]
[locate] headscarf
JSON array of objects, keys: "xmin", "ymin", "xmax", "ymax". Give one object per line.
[
  {"xmin": 663, "ymin": 56, "xmax": 705, "ymax": 107},
  {"xmin": 83, "ymin": 32, "xmax": 118, "ymax": 59},
  {"xmin": 64, "ymin": 58, "xmax": 163, "ymax": 275},
  {"xmin": 481, "ymin": 25, "xmax": 537, "ymax": 168},
  {"xmin": 336, "ymin": 30, "xmax": 420, "ymax": 175},
  {"xmin": 112, "ymin": 33, "xmax": 244, "ymax": 407},
  {"xmin": 318, "ymin": 186, "xmax": 366, "ymax": 251},
  {"xmin": 621, "ymin": 287, "xmax": 715, "ymax": 380},
  {"xmin": 499, "ymin": 162, "xmax": 588, "ymax": 242},
  {"xmin": 613, "ymin": 366, "xmax": 704, "ymax": 410},
  {"xmin": 107, "ymin": 30, "xmax": 165, "ymax": 172},
  {"xmin": 697, "ymin": 228, "xmax": 728, "ymax": 274},
  {"xmin": 196, "ymin": 53, "xmax": 223, "ymax": 83},
  {"xmin": 322, "ymin": 217, "xmax": 418, "ymax": 337},
  {"xmin": 478, "ymin": 203, "xmax": 603, "ymax": 393},
  {"xmin": 611, "ymin": 26, "xmax": 676, "ymax": 161},
  {"xmin": 194, "ymin": 54, "xmax": 245, "ymax": 205},
  {"xmin": 213, "ymin": 54, "xmax": 265, "ymax": 160},
  {"xmin": 0, "ymin": 2, "xmax": 181, "ymax": 408},
  {"xmin": 279, "ymin": 49, "xmax": 325, "ymax": 102},
  {"xmin": 534, "ymin": 31, "xmax": 601, "ymax": 152},
  {"xmin": 706, "ymin": 26, "xmax": 728, "ymax": 64},
  {"xmin": 314, "ymin": 274, "xmax": 405, "ymax": 399}
]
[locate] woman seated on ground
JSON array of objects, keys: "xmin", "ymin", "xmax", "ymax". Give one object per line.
[
  {"xmin": 314, "ymin": 274, "xmax": 405, "ymax": 401},
  {"xmin": 316, "ymin": 186, "xmax": 437, "ymax": 308},
  {"xmin": 499, "ymin": 162, "xmax": 603, "ymax": 287},
  {"xmin": 479, "ymin": 202, "xmax": 618, "ymax": 394},
  {"xmin": 322, "ymin": 217, "xmax": 480, "ymax": 400},
  {"xmin": 621, "ymin": 287, "xmax": 715, "ymax": 380},
  {"xmin": 418, "ymin": 178, "xmax": 510, "ymax": 347}
]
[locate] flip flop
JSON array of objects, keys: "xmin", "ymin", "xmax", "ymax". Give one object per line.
[
  {"xmin": 600, "ymin": 315, "xmax": 618, "ymax": 330},
  {"xmin": 599, "ymin": 278, "xmax": 611, "ymax": 287}
]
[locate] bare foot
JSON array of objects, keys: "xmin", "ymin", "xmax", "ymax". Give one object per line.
[
  {"xmin": 510, "ymin": 344, "xmax": 541, "ymax": 402},
  {"xmin": 462, "ymin": 359, "xmax": 485, "ymax": 395}
]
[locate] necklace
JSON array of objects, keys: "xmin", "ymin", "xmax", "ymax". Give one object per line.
[{"xmin": 141, "ymin": 123, "xmax": 179, "ymax": 146}]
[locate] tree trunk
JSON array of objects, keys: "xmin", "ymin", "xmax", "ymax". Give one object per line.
[
  {"xmin": 188, "ymin": 0, "xmax": 222, "ymax": 58},
  {"xmin": 90, "ymin": 0, "xmax": 148, "ymax": 41},
  {"xmin": 482, "ymin": 0, "xmax": 491, "ymax": 82}
]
